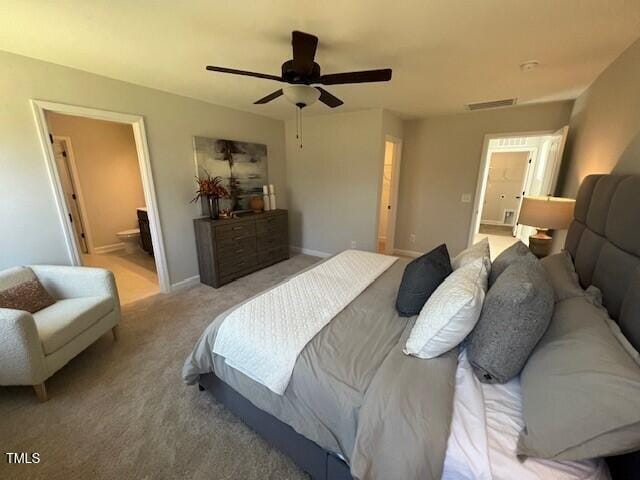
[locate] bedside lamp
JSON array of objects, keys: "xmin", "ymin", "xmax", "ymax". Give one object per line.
[{"xmin": 517, "ymin": 196, "xmax": 576, "ymax": 258}]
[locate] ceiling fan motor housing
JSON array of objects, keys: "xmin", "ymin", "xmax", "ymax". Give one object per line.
[{"xmin": 281, "ymin": 60, "xmax": 321, "ymax": 84}]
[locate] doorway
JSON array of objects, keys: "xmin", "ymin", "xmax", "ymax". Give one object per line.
[
  {"xmin": 377, "ymin": 137, "xmax": 402, "ymax": 254},
  {"xmin": 469, "ymin": 127, "xmax": 568, "ymax": 258},
  {"xmin": 32, "ymin": 100, "xmax": 170, "ymax": 301}
]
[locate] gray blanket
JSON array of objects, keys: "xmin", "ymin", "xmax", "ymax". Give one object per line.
[{"xmin": 183, "ymin": 257, "xmax": 457, "ymax": 480}]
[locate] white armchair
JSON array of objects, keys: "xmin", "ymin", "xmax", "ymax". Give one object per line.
[{"xmin": 0, "ymin": 265, "xmax": 121, "ymax": 401}]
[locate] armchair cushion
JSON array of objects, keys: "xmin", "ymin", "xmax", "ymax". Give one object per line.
[
  {"xmin": 0, "ymin": 267, "xmax": 55, "ymax": 313},
  {"xmin": 33, "ymin": 296, "xmax": 114, "ymax": 355}
]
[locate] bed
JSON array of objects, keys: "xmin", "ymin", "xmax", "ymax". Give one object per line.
[{"xmin": 183, "ymin": 174, "xmax": 640, "ymax": 480}]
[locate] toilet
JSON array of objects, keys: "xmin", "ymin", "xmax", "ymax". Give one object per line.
[{"xmin": 116, "ymin": 228, "xmax": 141, "ymax": 254}]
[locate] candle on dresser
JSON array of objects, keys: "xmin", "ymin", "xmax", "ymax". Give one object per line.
[{"xmin": 262, "ymin": 185, "xmax": 271, "ymax": 211}]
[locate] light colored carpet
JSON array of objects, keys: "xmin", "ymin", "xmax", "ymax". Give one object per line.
[{"xmin": 0, "ymin": 254, "xmax": 321, "ymax": 480}]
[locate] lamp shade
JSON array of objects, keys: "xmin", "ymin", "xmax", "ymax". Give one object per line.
[
  {"xmin": 517, "ymin": 196, "xmax": 576, "ymax": 230},
  {"xmin": 283, "ymin": 85, "xmax": 320, "ymax": 108}
]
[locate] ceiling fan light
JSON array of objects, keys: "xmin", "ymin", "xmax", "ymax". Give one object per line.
[{"xmin": 283, "ymin": 85, "xmax": 320, "ymax": 108}]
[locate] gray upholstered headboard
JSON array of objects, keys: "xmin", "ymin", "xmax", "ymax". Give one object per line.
[
  {"xmin": 565, "ymin": 174, "xmax": 640, "ymax": 351},
  {"xmin": 565, "ymin": 174, "xmax": 640, "ymax": 478}
]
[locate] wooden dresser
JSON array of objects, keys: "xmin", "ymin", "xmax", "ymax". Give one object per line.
[{"xmin": 194, "ymin": 209, "xmax": 289, "ymax": 288}]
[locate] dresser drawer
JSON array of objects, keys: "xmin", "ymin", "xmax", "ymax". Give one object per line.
[
  {"xmin": 218, "ymin": 255, "xmax": 257, "ymax": 277},
  {"xmin": 215, "ymin": 221, "xmax": 256, "ymax": 240},
  {"xmin": 256, "ymin": 215, "xmax": 287, "ymax": 235},
  {"xmin": 257, "ymin": 231, "xmax": 286, "ymax": 252},
  {"xmin": 258, "ymin": 246, "xmax": 289, "ymax": 265},
  {"xmin": 216, "ymin": 236, "xmax": 256, "ymax": 256}
]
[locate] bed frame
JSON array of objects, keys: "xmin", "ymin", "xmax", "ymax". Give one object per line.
[
  {"xmin": 198, "ymin": 372, "xmax": 353, "ymax": 480},
  {"xmin": 198, "ymin": 174, "xmax": 640, "ymax": 480}
]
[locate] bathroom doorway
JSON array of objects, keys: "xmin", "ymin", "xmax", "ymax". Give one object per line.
[
  {"xmin": 468, "ymin": 127, "xmax": 568, "ymax": 258},
  {"xmin": 32, "ymin": 101, "xmax": 169, "ymax": 303},
  {"xmin": 377, "ymin": 136, "xmax": 402, "ymax": 254}
]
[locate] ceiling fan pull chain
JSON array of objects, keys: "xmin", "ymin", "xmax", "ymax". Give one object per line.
[{"xmin": 300, "ymin": 108, "xmax": 304, "ymax": 149}]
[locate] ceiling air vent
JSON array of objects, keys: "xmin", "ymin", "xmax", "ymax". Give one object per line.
[{"xmin": 465, "ymin": 98, "xmax": 517, "ymax": 111}]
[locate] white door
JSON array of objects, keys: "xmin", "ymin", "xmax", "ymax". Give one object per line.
[
  {"xmin": 52, "ymin": 138, "xmax": 89, "ymax": 253},
  {"xmin": 515, "ymin": 126, "xmax": 569, "ymax": 243}
]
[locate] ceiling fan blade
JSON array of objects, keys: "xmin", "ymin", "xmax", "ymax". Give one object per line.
[
  {"xmin": 318, "ymin": 68, "xmax": 392, "ymax": 85},
  {"xmin": 316, "ymin": 87, "xmax": 344, "ymax": 108},
  {"xmin": 254, "ymin": 89, "xmax": 284, "ymax": 104},
  {"xmin": 291, "ymin": 31, "xmax": 318, "ymax": 75},
  {"xmin": 206, "ymin": 65, "xmax": 283, "ymax": 82}
]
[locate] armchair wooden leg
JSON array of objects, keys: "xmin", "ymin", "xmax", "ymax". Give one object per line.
[
  {"xmin": 112, "ymin": 325, "xmax": 119, "ymax": 341},
  {"xmin": 33, "ymin": 383, "xmax": 48, "ymax": 402}
]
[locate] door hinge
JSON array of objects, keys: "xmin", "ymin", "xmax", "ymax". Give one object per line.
[
  {"xmin": 49, "ymin": 133, "xmax": 54, "ymax": 144},
  {"xmin": 68, "ymin": 213, "xmax": 73, "ymax": 223},
  {"xmin": 62, "ymin": 150, "xmax": 67, "ymax": 158},
  {"xmin": 81, "ymin": 233, "xmax": 85, "ymax": 238},
  {"xmin": 72, "ymin": 193, "xmax": 77, "ymax": 200}
]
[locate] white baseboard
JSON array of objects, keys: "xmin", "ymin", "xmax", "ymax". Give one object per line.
[
  {"xmin": 480, "ymin": 220, "xmax": 513, "ymax": 227},
  {"xmin": 93, "ymin": 242, "xmax": 125, "ymax": 254},
  {"xmin": 393, "ymin": 248, "xmax": 422, "ymax": 258},
  {"xmin": 171, "ymin": 275, "xmax": 200, "ymax": 291},
  {"xmin": 290, "ymin": 246, "xmax": 332, "ymax": 258}
]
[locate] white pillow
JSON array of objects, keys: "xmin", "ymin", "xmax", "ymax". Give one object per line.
[
  {"xmin": 451, "ymin": 238, "xmax": 490, "ymax": 270},
  {"xmin": 404, "ymin": 256, "xmax": 490, "ymax": 359}
]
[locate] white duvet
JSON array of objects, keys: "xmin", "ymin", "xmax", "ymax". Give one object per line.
[
  {"xmin": 442, "ymin": 350, "xmax": 610, "ymax": 480},
  {"xmin": 212, "ymin": 249, "xmax": 397, "ymax": 395}
]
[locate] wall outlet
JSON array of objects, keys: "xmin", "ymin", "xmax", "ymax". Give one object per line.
[
  {"xmin": 461, "ymin": 193, "xmax": 472, "ymax": 203},
  {"xmin": 350, "ymin": 240, "xmax": 357, "ymax": 249},
  {"xmin": 409, "ymin": 234, "xmax": 416, "ymax": 243}
]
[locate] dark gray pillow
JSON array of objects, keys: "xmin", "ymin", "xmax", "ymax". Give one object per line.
[
  {"xmin": 467, "ymin": 257, "xmax": 554, "ymax": 383},
  {"xmin": 518, "ymin": 296, "xmax": 640, "ymax": 460},
  {"xmin": 395, "ymin": 244, "xmax": 452, "ymax": 317},
  {"xmin": 489, "ymin": 240, "xmax": 535, "ymax": 286}
]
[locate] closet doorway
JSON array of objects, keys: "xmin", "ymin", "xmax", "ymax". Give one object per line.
[
  {"xmin": 468, "ymin": 127, "xmax": 568, "ymax": 258},
  {"xmin": 377, "ymin": 136, "xmax": 402, "ymax": 254}
]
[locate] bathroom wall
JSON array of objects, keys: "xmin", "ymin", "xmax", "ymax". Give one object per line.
[
  {"xmin": 481, "ymin": 151, "xmax": 529, "ymax": 224},
  {"xmin": 47, "ymin": 112, "xmax": 146, "ymax": 251}
]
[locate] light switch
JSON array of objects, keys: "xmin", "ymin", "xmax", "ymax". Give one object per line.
[{"xmin": 461, "ymin": 193, "xmax": 472, "ymax": 203}]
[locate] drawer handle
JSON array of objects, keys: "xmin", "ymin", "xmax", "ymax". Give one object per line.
[
  {"xmin": 235, "ymin": 248, "xmax": 244, "ymax": 253},
  {"xmin": 232, "ymin": 226, "xmax": 243, "ymax": 230},
  {"xmin": 233, "ymin": 236, "xmax": 243, "ymax": 240}
]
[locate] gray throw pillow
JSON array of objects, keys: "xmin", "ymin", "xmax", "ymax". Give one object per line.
[
  {"xmin": 518, "ymin": 296, "xmax": 640, "ymax": 461},
  {"xmin": 396, "ymin": 244, "xmax": 452, "ymax": 317},
  {"xmin": 488, "ymin": 240, "xmax": 535, "ymax": 286},
  {"xmin": 467, "ymin": 257, "xmax": 553, "ymax": 383}
]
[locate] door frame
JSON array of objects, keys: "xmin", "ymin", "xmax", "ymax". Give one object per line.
[
  {"xmin": 467, "ymin": 129, "xmax": 558, "ymax": 248},
  {"xmin": 31, "ymin": 99, "xmax": 171, "ymax": 293},
  {"xmin": 52, "ymin": 136, "xmax": 94, "ymax": 254},
  {"xmin": 377, "ymin": 135, "xmax": 402, "ymax": 254}
]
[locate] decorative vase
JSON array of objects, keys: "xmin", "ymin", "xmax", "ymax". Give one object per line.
[
  {"xmin": 249, "ymin": 195, "xmax": 265, "ymax": 213},
  {"xmin": 207, "ymin": 196, "xmax": 219, "ymax": 220}
]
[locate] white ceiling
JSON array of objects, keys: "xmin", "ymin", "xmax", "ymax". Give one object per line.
[{"xmin": 1, "ymin": 1, "xmax": 639, "ymax": 120}]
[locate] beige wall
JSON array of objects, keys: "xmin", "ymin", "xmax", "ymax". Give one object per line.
[
  {"xmin": 559, "ymin": 38, "xmax": 640, "ymax": 197},
  {"xmin": 395, "ymin": 101, "xmax": 573, "ymax": 256},
  {"xmin": 0, "ymin": 50, "xmax": 286, "ymax": 285},
  {"xmin": 285, "ymin": 109, "xmax": 402, "ymax": 255},
  {"xmin": 47, "ymin": 113, "xmax": 145, "ymax": 250}
]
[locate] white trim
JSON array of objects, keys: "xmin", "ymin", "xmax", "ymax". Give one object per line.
[
  {"xmin": 480, "ymin": 220, "xmax": 513, "ymax": 227},
  {"xmin": 93, "ymin": 243, "xmax": 125, "ymax": 254},
  {"xmin": 52, "ymin": 136, "xmax": 95, "ymax": 253},
  {"xmin": 289, "ymin": 246, "xmax": 332, "ymax": 258},
  {"xmin": 393, "ymin": 248, "xmax": 422, "ymax": 258},
  {"xmin": 171, "ymin": 275, "xmax": 201, "ymax": 291},
  {"xmin": 31, "ymin": 100, "xmax": 171, "ymax": 293},
  {"xmin": 467, "ymin": 129, "xmax": 557, "ymax": 248}
]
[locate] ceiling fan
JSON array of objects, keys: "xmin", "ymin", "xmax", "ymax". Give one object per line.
[{"xmin": 205, "ymin": 30, "xmax": 392, "ymax": 110}]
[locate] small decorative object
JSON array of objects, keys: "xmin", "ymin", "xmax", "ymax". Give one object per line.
[
  {"xmin": 517, "ymin": 196, "xmax": 576, "ymax": 258},
  {"xmin": 191, "ymin": 170, "xmax": 231, "ymax": 220},
  {"xmin": 249, "ymin": 195, "xmax": 265, "ymax": 213},
  {"xmin": 263, "ymin": 185, "xmax": 271, "ymax": 211},
  {"xmin": 269, "ymin": 184, "xmax": 277, "ymax": 210}
]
